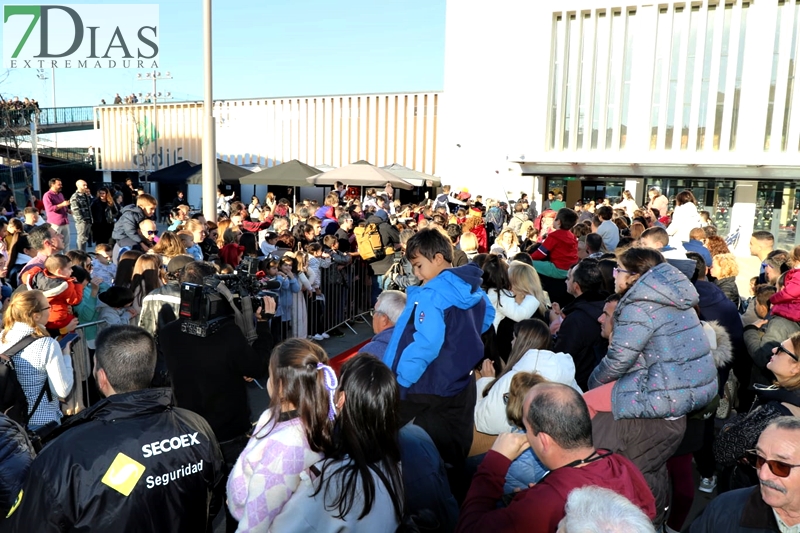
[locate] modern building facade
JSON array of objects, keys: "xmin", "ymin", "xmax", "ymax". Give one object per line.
[{"xmin": 439, "ymin": 0, "xmax": 800, "ymax": 254}]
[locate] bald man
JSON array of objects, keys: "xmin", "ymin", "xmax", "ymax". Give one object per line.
[{"xmin": 69, "ymin": 179, "xmax": 93, "ymax": 251}]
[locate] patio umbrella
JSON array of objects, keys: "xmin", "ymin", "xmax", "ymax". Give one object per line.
[
  {"xmin": 239, "ymin": 159, "xmax": 321, "ymax": 187},
  {"xmin": 240, "ymin": 159, "xmax": 321, "ymax": 209},
  {"xmin": 186, "ymin": 159, "xmax": 252, "ymax": 185},
  {"xmin": 306, "ymin": 160, "xmax": 414, "ymax": 190},
  {"xmin": 381, "ymin": 163, "xmax": 441, "ymax": 187}
]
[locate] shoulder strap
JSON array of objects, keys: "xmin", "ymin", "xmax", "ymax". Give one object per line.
[
  {"xmin": 26, "ymin": 380, "xmax": 51, "ymax": 425},
  {"xmin": 0, "ymin": 335, "xmax": 38, "ymax": 364}
]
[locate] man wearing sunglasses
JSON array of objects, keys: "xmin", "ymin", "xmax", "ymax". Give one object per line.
[{"xmin": 690, "ymin": 416, "xmax": 800, "ymax": 532}]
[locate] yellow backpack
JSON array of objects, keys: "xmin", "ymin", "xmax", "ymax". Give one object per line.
[{"xmin": 354, "ymin": 223, "xmax": 388, "ymax": 261}]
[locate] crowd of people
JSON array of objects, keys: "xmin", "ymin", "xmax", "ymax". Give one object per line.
[
  {"xmin": 0, "ymin": 178, "xmax": 798, "ymax": 533},
  {"xmin": 0, "ymin": 97, "xmax": 41, "ymax": 128}
]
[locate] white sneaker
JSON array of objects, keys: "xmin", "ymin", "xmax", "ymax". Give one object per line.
[
  {"xmin": 312, "ymin": 334, "xmax": 324, "ymax": 341},
  {"xmin": 320, "ymin": 332, "xmax": 330, "ymax": 339},
  {"xmin": 698, "ymin": 475, "xmax": 717, "ymax": 493}
]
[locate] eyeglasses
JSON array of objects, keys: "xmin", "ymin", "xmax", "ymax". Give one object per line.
[
  {"xmin": 613, "ymin": 267, "xmax": 634, "ymax": 276},
  {"xmin": 146, "ymin": 230, "xmax": 158, "ymax": 236},
  {"xmin": 37, "ymin": 306, "xmax": 50, "ymax": 312},
  {"xmin": 775, "ymin": 344, "xmax": 800, "ymax": 362},
  {"xmin": 746, "ymin": 450, "xmax": 800, "ymax": 478}
]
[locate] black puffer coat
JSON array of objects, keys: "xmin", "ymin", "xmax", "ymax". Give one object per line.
[{"xmin": 0, "ymin": 414, "xmax": 34, "ymax": 520}]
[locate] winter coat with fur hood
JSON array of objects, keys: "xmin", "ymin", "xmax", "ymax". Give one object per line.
[{"xmin": 588, "ymin": 262, "xmax": 718, "ymax": 419}]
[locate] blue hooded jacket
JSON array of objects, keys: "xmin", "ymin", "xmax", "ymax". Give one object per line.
[{"xmin": 383, "ymin": 262, "xmax": 494, "ymax": 397}]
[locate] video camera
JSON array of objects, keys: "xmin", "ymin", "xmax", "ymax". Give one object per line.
[{"xmin": 179, "ymin": 256, "xmax": 280, "ymax": 337}]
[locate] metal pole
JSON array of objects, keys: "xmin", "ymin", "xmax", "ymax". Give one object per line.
[
  {"xmin": 202, "ymin": 0, "xmax": 218, "ymax": 222},
  {"xmin": 30, "ymin": 117, "xmax": 40, "ymax": 191},
  {"xmin": 51, "ymin": 67, "xmax": 57, "ymax": 148},
  {"xmin": 152, "ymin": 74, "xmax": 158, "ymax": 174}
]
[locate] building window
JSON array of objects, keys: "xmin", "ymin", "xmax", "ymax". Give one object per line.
[
  {"xmin": 665, "ymin": 7, "xmax": 686, "ymax": 149},
  {"xmin": 764, "ymin": 2, "xmax": 786, "ymax": 150},
  {"xmin": 712, "ymin": 5, "xmax": 734, "ymax": 150},
  {"xmin": 591, "ymin": 11, "xmax": 609, "ymax": 149},
  {"xmin": 619, "ymin": 10, "xmax": 636, "ymax": 149},
  {"xmin": 696, "ymin": 5, "xmax": 717, "ymax": 151},
  {"xmin": 781, "ymin": 3, "xmax": 800, "ymax": 151},
  {"xmin": 606, "ymin": 11, "xmax": 623, "ymax": 149},
  {"xmin": 729, "ymin": 3, "xmax": 750, "ymax": 150}
]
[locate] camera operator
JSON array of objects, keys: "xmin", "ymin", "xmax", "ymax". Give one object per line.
[{"xmin": 157, "ymin": 261, "xmax": 275, "ymax": 530}]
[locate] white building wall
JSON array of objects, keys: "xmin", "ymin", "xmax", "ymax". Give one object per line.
[{"xmin": 439, "ymin": 0, "xmax": 800, "ymax": 198}]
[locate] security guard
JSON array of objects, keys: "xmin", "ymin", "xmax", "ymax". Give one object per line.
[{"xmin": 3, "ymin": 325, "xmax": 224, "ymax": 533}]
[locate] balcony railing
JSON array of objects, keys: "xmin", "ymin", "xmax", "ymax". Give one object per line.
[{"xmin": 36, "ymin": 107, "xmax": 95, "ymax": 125}]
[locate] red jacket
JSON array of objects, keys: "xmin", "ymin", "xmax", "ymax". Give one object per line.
[
  {"xmin": 771, "ymin": 268, "xmax": 800, "ymax": 322},
  {"xmin": 470, "ymin": 224, "xmax": 488, "ymax": 254},
  {"xmin": 28, "ymin": 270, "xmax": 83, "ymax": 331},
  {"xmin": 530, "ymin": 229, "xmax": 579, "ymax": 271},
  {"xmin": 456, "ymin": 450, "xmax": 656, "ymax": 533}
]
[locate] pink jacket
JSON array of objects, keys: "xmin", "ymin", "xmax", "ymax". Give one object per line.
[{"xmin": 771, "ymin": 269, "xmax": 800, "ymax": 322}]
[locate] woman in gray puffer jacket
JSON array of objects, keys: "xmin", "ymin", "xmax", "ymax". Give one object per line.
[{"xmin": 588, "ymin": 247, "xmax": 718, "ymax": 419}]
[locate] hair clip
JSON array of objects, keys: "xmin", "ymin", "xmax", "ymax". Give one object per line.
[{"xmin": 317, "ymin": 362, "xmax": 338, "ymax": 421}]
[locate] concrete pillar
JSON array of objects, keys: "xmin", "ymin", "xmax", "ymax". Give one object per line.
[{"xmin": 729, "ymin": 180, "xmax": 758, "ymax": 256}]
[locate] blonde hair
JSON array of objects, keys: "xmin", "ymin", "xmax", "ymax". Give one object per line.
[
  {"xmin": 713, "ymin": 253, "xmax": 740, "ymax": 279},
  {"xmin": 461, "ymin": 232, "xmax": 479, "ymax": 253},
  {"xmin": 505, "ymin": 372, "xmax": 548, "ymax": 428},
  {"xmin": 508, "ymin": 262, "xmax": 548, "ymax": 315},
  {"xmin": 294, "ymin": 251, "xmax": 309, "ymax": 273},
  {"xmin": 216, "ymin": 220, "xmax": 233, "ymax": 248},
  {"xmin": 2, "ymin": 290, "xmax": 49, "ymax": 342},
  {"xmin": 496, "ymin": 228, "xmax": 520, "ymax": 249}
]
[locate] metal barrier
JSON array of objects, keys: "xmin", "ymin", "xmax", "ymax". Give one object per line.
[
  {"xmin": 66, "ymin": 320, "xmax": 107, "ymax": 413},
  {"xmin": 37, "ymin": 106, "xmax": 95, "ymax": 126},
  {"xmin": 302, "ymin": 258, "xmax": 374, "ymax": 336}
]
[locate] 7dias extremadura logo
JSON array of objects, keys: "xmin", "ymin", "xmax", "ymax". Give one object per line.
[{"xmin": 3, "ymin": 4, "xmax": 159, "ymax": 69}]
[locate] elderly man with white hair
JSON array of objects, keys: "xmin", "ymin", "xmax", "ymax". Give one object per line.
[
  {"xmin": 558, "ymin": 486, "xmax": 655, "ymax": 533},
  {"xmin": 360, "ymin": 290, "xmax": 406, "ymax": 359}
]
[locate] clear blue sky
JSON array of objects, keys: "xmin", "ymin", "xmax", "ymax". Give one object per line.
[{"xmin": 0, "ymin": 0, "xmax": 445, "ymax": 107}]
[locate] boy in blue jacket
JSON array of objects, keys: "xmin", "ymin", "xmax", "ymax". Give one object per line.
[{"xmin": 382, "ymin": 228, "xmax": 494, "ymax": 497}]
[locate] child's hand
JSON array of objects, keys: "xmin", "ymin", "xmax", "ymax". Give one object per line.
[{"xmin": 65, "ymin": 317, "xmax": 79, "ymax": 332}]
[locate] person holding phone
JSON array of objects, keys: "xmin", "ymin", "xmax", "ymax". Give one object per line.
[{"xmin": 1, "ymin": 290, "xmax": 73, "ymax": 430}]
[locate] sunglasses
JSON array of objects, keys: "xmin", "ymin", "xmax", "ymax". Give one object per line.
[
  {"xmin": 147, "ymin": 230, "xmax": 158, "ymax": 236},
  {"xmin": 746, "ymin": 450, "xmax": 800, "ymax": 478},
  {"xmin": 775, "ymin": 344, "xmax": 800, "ymax": 362}
]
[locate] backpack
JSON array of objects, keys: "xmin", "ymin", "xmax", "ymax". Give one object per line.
[
  {"xmin": 354, "ymin": 223, "xmax": 386, "ymax": 262},
  {"xmin": 0, "ymin": 335, "xmax": 46, "ymax": 426},
  {"xmin": 432, "ymin": 193, "xmax": 449, "ymax": 211}
]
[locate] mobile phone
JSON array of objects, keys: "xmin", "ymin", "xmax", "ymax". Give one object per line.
[{"xmin": 59, "ymin": 333, "xmax": 79, "ymax": 350}]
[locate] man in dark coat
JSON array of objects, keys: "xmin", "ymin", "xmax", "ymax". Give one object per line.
[
  {"xmin": 365, "ymin": 209, "xmax": 401, "ymax": 303},
  {"xmin": 552, "ymin": 258, "xmax": 608, "ymax": 391}
]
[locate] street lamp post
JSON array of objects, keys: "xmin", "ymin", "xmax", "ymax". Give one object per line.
[
  {"xmin": 136, "ymin": 71, "xmax": 172, "ymax": 179},
  {"xmin": 202, "ymin": 0, "xmax": 218, "ymax": 221}
]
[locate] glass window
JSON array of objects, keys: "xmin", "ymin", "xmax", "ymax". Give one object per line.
[
  {"xmin": 755, "ymin": 181, "xmax": 800, "ymax": 251},
  {"xmin": 644, "ymin": 178, "xmax": 735, "ymax": 236},
  {"xmin": 713, "ymin": 5, "xmax": 733, "ymax": 150},
  {"xmin": 592, "ymin": 12, "xmax": 609, "ymax": 149},
  {"xmin": 665, "ymin": 7, "xmax": 686, "ymax": 149},
  {"xmin": 563, "ymin": 14, "xmax": 577, "ymax": 150},
  {"xmin": 681, "ymin": 6, "xmax": 701, "ymax": 150},
  {"xmin": 764, "ymin": 2, "xmax": 784, "ymax": 150},
  {"xmin": 696, "ymin": 6, "xmax": 716, "ymax": 150},
  {"xmin": 577, "ymin": 13, "xmax": 591, "ymax": 150},
  {"xmin": 606, "ymin": 11, "xmax": 622, "ymax": 149},
  {"xmin": 549, "ymin": 15, "xmax": 564, "ymax": 150},
  {"xmin": 781, "ymin": 5, "xmax": 800, "ymax": 151},
  {"xmin": 651, "ymin": 8, "xmax": 671, "ymax": 149},
  {"xmin": 730, "ymin": 3, "xmax": 750, "ymax": 150},
  {"xmin": 619, "ymin": 10, "xmax": 636, "ymax": 149}
]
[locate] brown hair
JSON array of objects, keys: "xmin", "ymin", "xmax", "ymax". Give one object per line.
[
  {"xmin": 619, "ymin": 247, "xmax": 665, "ymax": 276},
  {"xmin": 705, "ymin": 235, "xmax": 731, "ymax": 257},
  {"xmin": 506, "ymin": 372, "xmax": 549, "ymax": 428},
  {"xmin": 135, "ymin": 193, "xmax": 157, "ymax": 208},
  {"xmin": 675, "ymin": 190, "xmax": 697, "ymax": 206},
  {"xmin": 629, "ymin": 222, "xmax": 646, "ymax": 240},
  {"xmin": 256, "ymin": 338, "xmax": 334, "ymax": 453},
  {"xmin": 150, "ymin": 232, "xmax": 187, "ymax": 258}
]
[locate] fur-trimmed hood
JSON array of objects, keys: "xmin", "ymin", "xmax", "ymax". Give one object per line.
[{"xmin": 702, "ymin": 319, "xmax": 734, "ymax": 369}]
